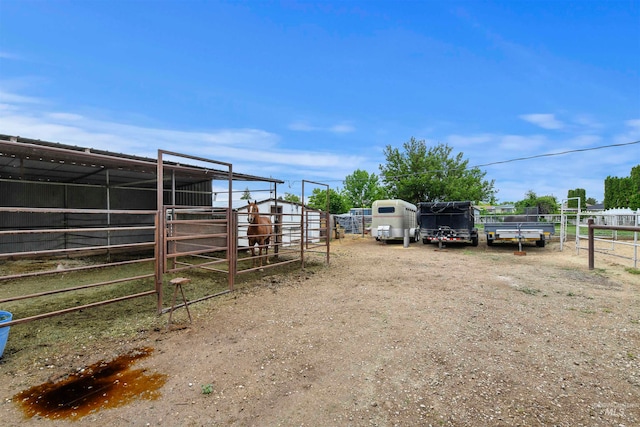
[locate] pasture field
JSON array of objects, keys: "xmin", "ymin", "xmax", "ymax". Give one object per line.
[{"xmin": 1, "ymin": 237, "xmax": 639, "ymax": 426}]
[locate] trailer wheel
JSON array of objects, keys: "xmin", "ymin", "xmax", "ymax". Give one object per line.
[
  {"xmin": 471, "ymin": 236, "xmax": 479, "ymax": 246},
  {"xmin": 536, "ymin": 239, "xmax": 545, "ymax": 247},
  {"xmin": 422, "ymin": 238, "xmax": 429, "ymax": 245},
  {"xmin": 487, "ymin": 239, "xmax": 494, "ymax": 246}
]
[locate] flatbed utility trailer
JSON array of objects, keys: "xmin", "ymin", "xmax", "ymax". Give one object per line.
[
  {"xmin": 484, "ymin": 215, "xmax": 555, "ymax": 248},
  {"xmin": 417, "ymin": 201, "xmax": 479, "ymax": 246}
]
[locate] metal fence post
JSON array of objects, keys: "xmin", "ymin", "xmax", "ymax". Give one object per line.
[{"xmin": 588, "ymin": 218, "xmax": 594, "ymax": 270}]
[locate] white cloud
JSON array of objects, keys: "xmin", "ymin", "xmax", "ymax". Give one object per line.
[
  {"xmin": 199, "ymin": 129, "xmax": 279, "ymax": 148},
  {"xmin": 328, "ymin": 123, "xmax": 355, "ymax": 134},
  {"xmin": 613, "ymin": 118, "xmax": 640, "ymax": 144},
  {"xmin": 288, "ymin": 120, "xmax": 355, "ymax": 134},
  {"xmin": 571, "ymin": 114, "xmax": 602, "ymax": 131},
  {"xmin": 2, "ymin": 88, "xmax": 634, "ymax": 207},
  {"xmin": 288, "ymin": 121, "xmax": 316, "ymax": 131},
  {"xmin": 570, "ymin": 134, "xmax": 602, "ymax": 147},
  {"xmin": 445, "ymin": 133, "xmax": 494, "ymax": 147},
  {"xmin": 0, "ymin": 52, "xmax": 21, "ymax": 60},
  {"xmin": 626, "ymin": 118, "xmax": 640, "ymax": 127},
  {"xmin": 0, "ymin": 90, "xmax": 42, "ymax": 104},
  {"xmin": 46, "ymin": 112, "xmax": 85, "ymax": 121},
  {"xmin": 0, "ymin": 105, "xmax": 364, "ymax": 180},
  {"xmin": 198, "ymin": 144, "xmax": 362, "ymax": 168},
  {"xmin": 497, "ymin": 134, "xmax": 548, "ymax": 151},
  {"xmin": 520, "ymin": 113, "xmax": 564, "ymax": 130}
]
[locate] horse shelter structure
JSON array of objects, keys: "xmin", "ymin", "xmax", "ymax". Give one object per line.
[{"xmin": 0, "ymin": 135, "xmax": 330, "ymax": 329}]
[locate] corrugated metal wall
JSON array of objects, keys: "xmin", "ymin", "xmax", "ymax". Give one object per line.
[
  {"xmin": 1, "ymin": 182, "xmax": 67, "ymax": 253},
  {"xmin": 1, "ymin": 162, "xmax": 214, "ymax": 254},
  {"xmin": 0, "ymin": 181, "xmax": 169, "ymax": 254},
  {"xmin": 163, "ymin": 181, "xmax": 213, "ymax": 207}
]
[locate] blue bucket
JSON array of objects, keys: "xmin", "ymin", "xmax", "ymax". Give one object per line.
[{"xmin": 0, "ymin": 310, "xmax": 12, "ymax": 359}]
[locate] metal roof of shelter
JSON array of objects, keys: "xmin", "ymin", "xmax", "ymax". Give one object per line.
[{"xmin": 0, "ymin": 134, "xmax": 284, "ymax": 188}]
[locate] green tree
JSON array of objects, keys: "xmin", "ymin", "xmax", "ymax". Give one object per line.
[
  {"xmin": 343, "ymin": 169, "xmax": 386, "ymax": 208},
  {"xmin": 240, "ymin": 187, "xmax": 252, "ymax": 200},
  {"xmin": 604, "ymin": 164, "xmax": 640, "ymax": 209},
  {"xmin": 515, "ymin": 190, "xmax": 558, "ymax": 214},
  {"xmin": 567, "ymin": 188, "xmax": 586, "ymax": 208},
  {"xmin": 307, "ymin": 188, "xmax": 351, "ymax": 214},
  {"xmin": 586, "ymin": 197, "xmax": 597, "ymax": 206},
  {"xmin": 278, "ymin": 192, "xmax": 301, "ymax": 203},
  {"xmin": 379, "ymin": 138, "xmax": 496, "ymax": 205},
  {"xmin": 631, "ymin": 165, "xmax": 640, "ymax": 209}
]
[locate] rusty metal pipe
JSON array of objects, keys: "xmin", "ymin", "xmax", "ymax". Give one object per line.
[
  {"xmin": 3, "ymin": 290, "xmax": 157, "ymax": 328},
  {"xmin": 0, "ymin": 273, "xmax": 155, "ymax": 303}
]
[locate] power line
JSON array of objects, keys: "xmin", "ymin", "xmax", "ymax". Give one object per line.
[
  {"xmin": 472, "ymin": 140, "xmax": 640, "ymax": 168},
  {"xmin": 381, "ymin": 140, "xmax": 640, "ymax": 181},
  {"xmin": 283, "ymin": 140, "xmax": 640, "ymax": 186}
]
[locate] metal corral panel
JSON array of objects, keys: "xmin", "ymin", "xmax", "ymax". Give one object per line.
[
  {"xmin": 236, "ymin": 199, "xmax": 319, "ymax": 247},
  {"xmin": 334, "ymin": 214, "xmax": 372, "ymax": 234},
  {"xmin": 0, "ymin": 181, "xmax": 158, "ymax": 254},
  {"xmin": 0, "ymin": 211, "xmax": 66, "ymax": 253},
  {"xmin": 169, "ymin": 214, "xmax": 228, "ymax": 254}
]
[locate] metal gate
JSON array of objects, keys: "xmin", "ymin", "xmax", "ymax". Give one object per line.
[
  {"xmin": 156, "ymin": 150, "xmax": 235, "ymax": 312},
  {"xmin": 301, "ymin": 180, "xmax": 330, "ymax": 267}
]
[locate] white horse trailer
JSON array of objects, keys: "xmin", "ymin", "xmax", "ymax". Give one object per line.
[{"xmin": 371, "ymin": 199, "xmax": 419, "ymax": 242}]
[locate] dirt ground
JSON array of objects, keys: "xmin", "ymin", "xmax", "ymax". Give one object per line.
[{"xmin": 1, "ymin": 236, "xmax": 639, "ymax": 426}]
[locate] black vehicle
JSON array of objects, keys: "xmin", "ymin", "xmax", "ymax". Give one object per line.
[{"xmin": 417, "ymin": 201, "xmax": 479, "ymax": 246}]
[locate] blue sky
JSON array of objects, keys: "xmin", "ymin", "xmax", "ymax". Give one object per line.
[{"xmin": 1, "ymin": 0, "xmax": 638, "ymax": 204}]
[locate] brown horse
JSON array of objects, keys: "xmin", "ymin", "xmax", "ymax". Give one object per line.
[{"xmin": 247, "ymin": 200, "xmax": 272, "ymax": 268}]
